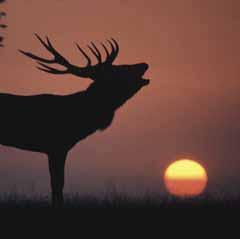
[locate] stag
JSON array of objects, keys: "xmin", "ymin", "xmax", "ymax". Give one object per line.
[{"xmin": 0, "ymin": 34, "xmax": 149, "ymax": 207}]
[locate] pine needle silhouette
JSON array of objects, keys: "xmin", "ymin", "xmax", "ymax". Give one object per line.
[
  {"xmin": 0, "ymin": 34, "xmax": 150, "ymax": 208},
  {"xmin": 0, "ymin": 0, "xmax": 6, "ymax": 47}
]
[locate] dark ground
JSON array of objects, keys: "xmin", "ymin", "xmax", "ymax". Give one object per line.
[{"xmin": 0, "ymin": 192, "xmax": 238, "ymax": 209}]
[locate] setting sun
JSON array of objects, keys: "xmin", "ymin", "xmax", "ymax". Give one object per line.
[{"xmin": 164, "ymin": 159, "xmax": 208, "ymax": 197}]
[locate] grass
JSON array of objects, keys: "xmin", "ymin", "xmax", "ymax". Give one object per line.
[{"xmin": 0, "ymin": 192, "xmax": 238, "ymax": 209}]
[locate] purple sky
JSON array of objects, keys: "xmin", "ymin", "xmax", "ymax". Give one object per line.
[{"xmin": 0, "ymin": 0, "xmax": 240, "ymax": 196}]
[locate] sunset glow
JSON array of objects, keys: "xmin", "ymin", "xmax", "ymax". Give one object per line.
[{"xmin": 164, "ymin": 159, "xmax": 208, "ymax": 197}]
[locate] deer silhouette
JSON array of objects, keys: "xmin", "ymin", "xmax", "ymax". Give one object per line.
[{"xmin": 0, "ymin": 34, "xmax": 149, "ymax": 207}]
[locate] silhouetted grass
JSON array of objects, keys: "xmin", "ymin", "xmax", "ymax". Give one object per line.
[{"xmin": 0, "ymin": 192, "xmax": 238, "ymax": 209}]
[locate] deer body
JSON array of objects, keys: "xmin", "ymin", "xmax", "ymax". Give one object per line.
[
  {"xmin": 1, "ymin": 34, "xmax": 149, "ymax": 207},
  {"xmin": 0, "ymin": 91, "xmax": 114, "ymax": 153}
]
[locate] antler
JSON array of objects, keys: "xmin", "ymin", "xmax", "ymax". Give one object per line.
[{"xmin": 19, "ymin": 34, "xmax": 119, "ymax": 79}]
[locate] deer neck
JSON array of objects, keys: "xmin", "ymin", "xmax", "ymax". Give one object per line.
[{"xmin": 84, "ymin": 82, "xmax": 129, "ymax": 112}]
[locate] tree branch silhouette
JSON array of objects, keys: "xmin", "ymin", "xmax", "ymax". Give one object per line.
[{"xmin": 0, "ymin": 0, "xmax": 7, "ymax": 47}]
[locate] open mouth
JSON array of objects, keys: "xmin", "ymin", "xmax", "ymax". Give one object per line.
[
  {"xmin": 142, "ymin": 64, "xmax": 149, "ymax": 74},
  {"xmin": 136, "ymin": 63, "xmax": 150, "ymax": 86},
  {"xmin": 141, "ymin": 65, "xmax": 150, "ymax": 85},
  {"xmin": 141, "ymin": 78, "xmax": 150, "ymax": 86}
]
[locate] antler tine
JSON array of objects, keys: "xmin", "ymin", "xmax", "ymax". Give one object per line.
[
  {"xmin": 33, "ymin": 34, "xmax": 70, "ymax": 67},
  {"xmin": 105, "ymin": 38, "xmax": 119, "ymax": 64},
  {"xmin": 76, "ymin": 43, "xmax": 91, "ymax": 67},
  {"xmin": 37, "ymin": 62, "xmax": 69, "ymax": 75},
  {"xmin": 91, "ymin": 42, "xmax": 102, "ymax": 63},
  {"xmin": 88, "ymin": 42, "xmax": 102, "ymax": 63},
  {"xmin": 101, "ymin": 43, "xmax": 110, "ymax": 60},
  {"xmin": 111, "ymin": 38, "xmax": 119, "ymax": 56},
  {"xmin": 19, "ymin": 34, "xmax": 67, "ymax": 65},
  {"xmin": 19, "ymin": 34, "xmax": 56, "ymax": 63},
  {"xmin": 19, "ymin": 50, "xmax": 54, "ymax": 64},
  {"xmin": 45, "ymin": 36, "xmax": 70, "ymax": 66},
  {"xmin": 34, "ymin": 33, "xmax": 52, "ymax": 52}
]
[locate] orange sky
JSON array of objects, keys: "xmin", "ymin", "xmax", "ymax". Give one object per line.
[{"xmin": 0, "ymin": 0, "xmax": 240, "ymax": 196}]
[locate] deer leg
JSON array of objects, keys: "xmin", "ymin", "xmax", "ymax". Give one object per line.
[{"xmin": 48, "ymin": 151, "xmax": 68, "ymax": 208}]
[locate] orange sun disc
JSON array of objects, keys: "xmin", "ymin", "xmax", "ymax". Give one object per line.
[{"xmin": 164, "ymin": 159, "xmax": 208, "ymax": 197}]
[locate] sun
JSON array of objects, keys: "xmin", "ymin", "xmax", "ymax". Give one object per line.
[{"xmin": 164, "ymin": 159, "xmax": 208, "ymax": 197}]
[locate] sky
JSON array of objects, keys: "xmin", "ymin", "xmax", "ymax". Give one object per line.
[{"xmin": 0, "ymin": 0, "xmax": 240, "ymax": 197}]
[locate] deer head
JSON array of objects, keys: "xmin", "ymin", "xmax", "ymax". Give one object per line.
[{"xmin": 19, "ymin": 34, "xmax": 149, "ymax": 104}]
